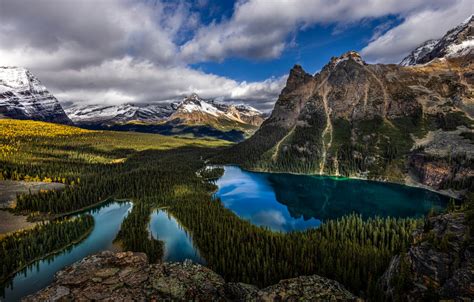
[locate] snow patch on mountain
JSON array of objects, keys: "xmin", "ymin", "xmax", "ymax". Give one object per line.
[
  {"xmin": 66, "ymin": 103, "xmax": 175, "ymax": 124},
  {"xmin": 446, "ymin": 39, "xmax": 474, "ymax": 57},
  {"xmin": 175, "ymin": 94, "xmax": 221, "ymax": 117}
]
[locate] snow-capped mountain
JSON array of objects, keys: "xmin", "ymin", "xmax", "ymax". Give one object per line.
[
  {"xmin": 170, "ymin": 93, "xmax": 264, "ymax": 127},
  {"xmin": 66, "ymin": 103, "xmax": 176, "ymax": 125},
  {"xmin": 400, "ymin": 15, "xmax": 473, "ymax": 66},
  {"xmin": 399, "ymin": 39, "xmax": 440, "ymax": 66},
  {"xmin": 68, "ymin": 93, "xmax": 265, "ymax": 130},
  {"xmin": 0, "ymin": 67, "xmax": 72, "ymax": 124},
  {"xmin": 66, "ymin": 93, "xmax": 264, "ymax": 142}
]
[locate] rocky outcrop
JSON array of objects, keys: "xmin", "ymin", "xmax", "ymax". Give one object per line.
[
  {"xmin": 25, "ymin": 251, "xmax": 357, "ymax": 301},
  {"xmin": 380, "ymin": 212, "xmax": 474, "ymax": 301}
]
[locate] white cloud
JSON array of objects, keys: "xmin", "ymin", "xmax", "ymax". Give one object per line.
[
  {"xmin": 361, "ymin": 0, "xmax": 473, "ymax": 63},
  {"xmin": 0, "ymin": 0, "xmax": 286, "ymax": 110},
  {"xmin": 179, "ymin": 0, "xmax": 460, "ymax": 63},
  {"xmin": 39, "ymin": 57, "xmax": 284, "ymax": 111},
  {"xmin": 0, "ymin": 0, "xmax": 470, "ymax": 111}
]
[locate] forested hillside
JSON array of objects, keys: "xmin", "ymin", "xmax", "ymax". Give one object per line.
[{"xmin": 0, "ymin": 119, "xmax": 422, "ymax": 300}]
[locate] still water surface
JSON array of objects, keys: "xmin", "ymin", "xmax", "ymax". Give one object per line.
[
  {"xmin": 214, "ymin": 166, "xmax": 448, "ymax": 232},
  {"xmin": 1, "ymin": 202, "xmax": 132, "ymax": 302},
  {"xmin": 148, "ymin": 210, "xmax": 204, "ymax": 264}
]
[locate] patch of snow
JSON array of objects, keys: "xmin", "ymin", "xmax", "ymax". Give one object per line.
[{"xmin": 446, "ymin": 39, "xmax": 474, "ymax": 57}]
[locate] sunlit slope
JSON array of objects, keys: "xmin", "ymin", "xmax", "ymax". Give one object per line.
[{"xmin": 0, "ymin": 119, "xmax": 229, "ymax": 166}]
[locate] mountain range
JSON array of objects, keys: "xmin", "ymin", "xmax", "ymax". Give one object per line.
[
  {"xmin": 65, "ymin": 94, "xmax": 264, "ymax": 142},
  {"xmin": 0, "ymin": 67, "xmax": 264, "ymax": 141},
  {"xmin": 224, "ymin": 16, "xmax": 473, "ymax": 194}
]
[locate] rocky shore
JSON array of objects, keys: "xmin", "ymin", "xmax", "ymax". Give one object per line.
[{"xmin": 25, "ymin": 251, "xmax": 358, "ymax": 301}]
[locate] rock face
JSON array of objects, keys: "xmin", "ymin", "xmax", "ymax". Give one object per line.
[
  {"xmin": 380, "ymin": 212, "xmax": 474, "ymax": 301},
  {"xmin": 0, "ymin": 67, "xmax": 72, "ymax": 124},
  {"xmin": 400, "ymin": 15, "xmax": 473, "ymax": 66},
  {"xmin": 227, "ymin": 19, "xmax": 473, "ymax": 193},
  {"xmin": 25, "ymin": 251, "xmax": 357, "ymax": 301}
]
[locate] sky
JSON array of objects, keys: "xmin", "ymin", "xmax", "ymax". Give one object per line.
[{"xmin": 0, "ymin": 0, "xmax": 472, "ymax": 111}]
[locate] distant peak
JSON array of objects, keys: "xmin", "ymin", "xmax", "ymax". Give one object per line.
[
  {"xmin": 188, "ymin": 92, "xmax": 200, "ymax": 100},
  {"xmin": 330, "ymin": 51, "xmax": 365, "ymax": 66},
  {"xmin": 291, "ymin": 64, "xmax": 304, "ymax": 71}
]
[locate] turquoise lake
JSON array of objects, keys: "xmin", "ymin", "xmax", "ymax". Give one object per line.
[
  {"xmin": 0, "ymin": 202, "xmax": 132, "ymax": 302},
  {"xmin": 0, "ymin": 203, "xmax": 205, "ymax": 301},
  {"xmin": 214, "ymin": 166, "xmax": 449, "ymax": 232}
]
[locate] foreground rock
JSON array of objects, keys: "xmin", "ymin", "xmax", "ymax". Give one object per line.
[
  {"xmin": 25, "ymin": 251, "xmax": 357, "ymax": 301},
  {"xmin": 381, "ymin": 212, "xmax": 474, "ymax": 301}
]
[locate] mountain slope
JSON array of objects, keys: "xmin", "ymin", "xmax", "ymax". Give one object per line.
[
  {"xmin": 0, "ymin": 67, "xmax": 71, "ymax": 124},
  {"xmin": 225, "ymin": 40, "xmax": 473, "ymax": 192},
  {"xmin": 400, "ymin": 15, "xmax": 473, "ymax": 66}
]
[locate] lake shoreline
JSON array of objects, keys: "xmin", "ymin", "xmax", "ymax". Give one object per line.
[{"xmin": 0, "ymin": 222, "xmax": 94, "ymax": 284}]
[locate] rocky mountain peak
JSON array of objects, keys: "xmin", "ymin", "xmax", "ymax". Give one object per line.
[
  {"xmin": 330, "ymin": 50, "xmax": 365, "ymax": 66},
  {"xmin": 185, "ymin": 92, "xmax": 201, "ymax": 103},
  {"xmin": 283, "ymin": 64, "xmax": 313, "ymax": 94}
]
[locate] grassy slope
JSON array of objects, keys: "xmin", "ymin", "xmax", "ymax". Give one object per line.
[{"xmin": 0, "ymin": 119, "xmax": 229, "ymax": 166}]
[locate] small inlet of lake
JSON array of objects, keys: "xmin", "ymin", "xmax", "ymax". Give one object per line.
[
  {"xmin": 214, "ymin": 166, "xmax": 449, "ymax": 232},
  {"xmin": 0, "ymin": 202, "xmax": 132, "ymax": 302},
  {"xmin": 148, "ymin": 210, "xmax": 204, "ymax": 264}
]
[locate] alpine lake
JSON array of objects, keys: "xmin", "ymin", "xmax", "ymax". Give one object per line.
[{"xmin": 1, "ymin": 165, "xmax": 448, "ymax": 301}]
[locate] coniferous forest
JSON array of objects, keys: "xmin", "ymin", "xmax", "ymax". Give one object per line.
[
  {"xmin": 0, "ymin": 215, "xmax": 93, "ymax": 282},
  {"xmin": 0, "ymin": 119, "xmax": 469, "ymax": 301}
]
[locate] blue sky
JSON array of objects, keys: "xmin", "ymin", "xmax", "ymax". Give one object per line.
[
  {"xmin": 192, "ymin": 15, "xmax": 402, "ymax": 81},
  {"xmin": 0, "ymin": 0, "xmax": 471, "ymax": 110}
]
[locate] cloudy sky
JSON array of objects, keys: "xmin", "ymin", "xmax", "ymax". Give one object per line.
[{"xmin": 0, "ymin": 0, "xmax": 471, "ymax": 111}]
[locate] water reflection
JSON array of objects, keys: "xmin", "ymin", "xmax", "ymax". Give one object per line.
[
  {"xmin": 148, "ymin": 210, "xmax": 204, "ymax": 264},
  {"xmin": 214, "ymin": 166, "xmax": 448, "ymax": 232},
  {"xmin": 1, "ymin": 202, "xmax": 132, "ymax": 302}
]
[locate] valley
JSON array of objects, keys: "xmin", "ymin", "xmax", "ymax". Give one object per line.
[
  {"xmin": 0, "ymin": 119, "xmax": 426, "ymax": 300},
  {"xmin": 0, "ymin": 12, "xmax": 472, "ymax": 302}
]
